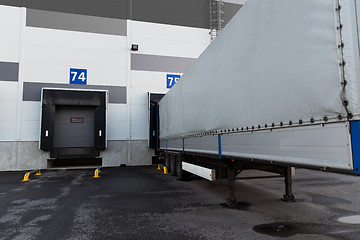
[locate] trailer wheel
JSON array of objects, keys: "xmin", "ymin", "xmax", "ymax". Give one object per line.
[
  {"xmin": 165, "ymin": 153, "xmax": 170, "ymax": 170},
  {"xmin": 170, "ymin": 154, "xmax": 177, "ymax": 176},
  {"xmin": 176, "ymin": 154, "xmax": 188, "ymax": 181}
]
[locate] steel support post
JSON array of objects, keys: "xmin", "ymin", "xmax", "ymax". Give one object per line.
[
  {"xmin": 282, "ymin": 166, "xmax": 296, "ymax": 202},
  {"xmin": 226, "ymin": 160, "xmax": 237, "ymax": 207}
]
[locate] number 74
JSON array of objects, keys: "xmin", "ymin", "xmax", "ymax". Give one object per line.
[{"xmin": 70, "ymin": 71, "xmax": 86, "ymax": 82}]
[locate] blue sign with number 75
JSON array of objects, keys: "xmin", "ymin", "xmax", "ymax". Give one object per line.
[
  {"xmin": 167, "ymin": 74, "xmax": 181, "ymax": 89},
  {"xmin": 70, "ymin": 68, "xmax": 87, "ymax": 85}
]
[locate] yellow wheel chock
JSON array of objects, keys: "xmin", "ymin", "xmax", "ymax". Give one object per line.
[
  {"xmin": 22, "ymin": 172, "xmax": 31, "ymax": 182},
  {"xmin": 93, "ymin": 168, "xmax": 101, "ymax": 178}
]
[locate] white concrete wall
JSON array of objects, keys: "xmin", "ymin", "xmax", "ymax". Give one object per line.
[
  {"xmin": 0, "ymin": 82, "xmax": 18, "ymax": 141},
  {"xmin": 0, "ymin": 5, "xmax": 21, "ymax": 63},
  {"xmin": 128, "ymin": 20, "xmax": 210, "ymax": 140},
  {"xmin": 129, "ymin": 20, "xmax": 210, "ymax": 58},
  {"xmin": 0, "ymin": 5, "xmax": 211, "ymax": 170},
  {"xmin": 23, "ymin": 27, "xmax": 128, "ymax": 86},
  {"xmin": 0, "ymin": 5, "xmax": 22, "ymax": 142},
  {"xmin": 22, "ymin": 26, "xmax": 129, "ymax": 143}
]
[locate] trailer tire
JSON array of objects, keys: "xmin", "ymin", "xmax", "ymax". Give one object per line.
[
  {"xmin": 176, "ymin": 154, "xmax": 188, "ymax": 181},
  {"xmin": 170, "ymin": 154, "xmax": 177, "ymax": 176},
  {"xmin": 165, "ymin": 153, "xmax": 170, "ymax": 170}
]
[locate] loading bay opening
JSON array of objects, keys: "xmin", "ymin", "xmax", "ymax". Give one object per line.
[{"xmin": 40, "ymin": 88, "xmax": 107, "ymax": 167}]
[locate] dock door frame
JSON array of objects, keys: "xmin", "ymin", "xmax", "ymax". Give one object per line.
[{"xmin": 40, "ymin": 88, "xmax": 108, "ymax": 159}]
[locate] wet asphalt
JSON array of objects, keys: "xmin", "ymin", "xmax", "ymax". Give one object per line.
[{"xmin": 0, "ymin": 166, "xmax": 359, "ymax": 240}]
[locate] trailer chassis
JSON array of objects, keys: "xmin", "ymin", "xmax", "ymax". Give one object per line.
[{"xmin": 162, "ymin": 151, "xmax": 296, "ymax": 207}]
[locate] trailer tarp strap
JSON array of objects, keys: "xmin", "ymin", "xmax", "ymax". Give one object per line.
[
  {"xmin": 182, "ymin": 138, "xmax": 185, "ymax": 153},
  {"xmin": 218, "ymin": 134, "xmax": 222, "ymax": 159}
]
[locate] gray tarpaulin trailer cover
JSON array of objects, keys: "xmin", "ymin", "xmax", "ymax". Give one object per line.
[{"xmin": 158, "ymin": 0, "xmax": 360, "ymax": 174}]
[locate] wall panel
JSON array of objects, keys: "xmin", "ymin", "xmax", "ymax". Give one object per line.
[
  {"xmin": 130, "ymin": 71, "xmax": 170, "ymax": 89},
  {"xmin": 0, "ymin": 101, "xmax": 17, "ymax": 121},
  {"xmin": 130, "ymin": 104, "xmax": 148, "ymax": 121},
  {"xmin": 0, "ymin": 82, "xmax": 18, "ymax": 101},
  {"xmin": 21, "ymin": 102, "xmax": 41, "ymax": 140},
  {"xmin": 0, "ymin": 5, "xmax": 21, "ymax": 62},
  {"xmin": 131, "ymin": 21, "xmax": 209, "ymax": 42},
  {"xmin": 27, "ymin": 9, "xmax": 127, "ymax": 36},
  {"xmin": 131, "ymin": 54, "xmax": 195, "ymax": 73},
  {"xmin": 26, "ymin": 27, "xmax": 126, "ymax": 52},
  {"xmin": 24, "ymin": 45, "xmax": 126, "ymax": 69},
  {"xmin": 129, "ymin": 88, "xmax": 149, "ymax": 105},
  {"xmin": 0, "ymin": 83, "xmax": 18, "ymax": 141},
  {"xmin": 107, "ymin": 121, "xmax": 128, "ymax": 140},
  {"xmin": 131, "ymin": 121, "xmax": 149, "ymax": 140},
  {"xmin": 21, "ymin": 102, "xmax": 41, "ymax": 121},
  {"xmin": 20, "ymin": 121, "xmax": 40, "ymax": 141},
  {"xmin": 107, "ymin": 104, "xmax": 128, "ymax": 140},
  {"xmin": 24, "ymin": 0, "xmax": 129, "ymax": 20},
  {"xmin": 107, "ymin": 104, "xmax": 127, "ymax": 122},
  {"xmin": 132, "ymin": 0, "xmax": 209, "ymax": 28},
  {"xmin": 0, "ymin": 5, "xmax": 21, "ymax": 24},
  {"xmin": 0, "ymin": 62, "xmax": 19, "ymax": 81},
  {"xmin": 0, "ymin": 44, "xmax": 20, "ymax": 63},
  {"xmin": 0, "ymin": 121, "xmax": 17, "ymax": 141}
]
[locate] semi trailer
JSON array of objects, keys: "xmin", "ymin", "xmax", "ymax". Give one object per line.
[{"xmin": 151, "ymin": 0, "xmax": 360, "ymax": 205}]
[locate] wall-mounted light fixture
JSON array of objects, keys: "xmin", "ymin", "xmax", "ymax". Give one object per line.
[{"xmin": 131, "ymin": 44, "xmax": 139, "ymax": 51}]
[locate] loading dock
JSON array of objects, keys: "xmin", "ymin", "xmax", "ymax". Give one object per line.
[
  {"xmin": 40, "ymin": 88, "xmax": 108, "ymax": 166},
  {"xmin": 148, "ymin": 93, "xmax": 165, "ymax": 149}
]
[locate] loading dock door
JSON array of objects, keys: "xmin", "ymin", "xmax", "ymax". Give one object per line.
[
  {"xmin": 148, "ymin": 93, "xmax": 165, "ymax": 149},
  {"xmin": 40, "ymin": 88, "xmax": 107, "ymax": 158},
  {"xmin": 54, "ymin": 106, "xmax": 95, "ymax": 148}
]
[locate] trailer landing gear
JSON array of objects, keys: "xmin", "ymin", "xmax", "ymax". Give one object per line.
[
  {"xmin": 176, "ymin": 154, "xmax": 189, "ymax": 181},
  {"xmin": 225, "ymin": 161, "xmax": 296, "ymax": 206},
  {"xmin": 282, "ymin": 166, "xmax": 296, "ymax": 202},
  {"xmin": 226, "ymin": 160, "xmax": 238, "ymax": 207}
]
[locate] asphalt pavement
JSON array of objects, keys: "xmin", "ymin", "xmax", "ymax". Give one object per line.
[{"xmin": 0, "ymin": 166, "xmax": 359, "ymax": 240}]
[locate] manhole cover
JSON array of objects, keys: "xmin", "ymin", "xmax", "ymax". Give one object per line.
[{"xmin": 338, "ymin": 215, "xmax": 360, "ymax": 224}]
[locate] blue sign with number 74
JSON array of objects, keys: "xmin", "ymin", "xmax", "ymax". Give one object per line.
[
  {"xmin": 167, "ymin": 74, "xmax": 181, "ymax": 89},
  {"xmin": 70, "ymin": 68, "xmax": 87, "ymax": 85}
]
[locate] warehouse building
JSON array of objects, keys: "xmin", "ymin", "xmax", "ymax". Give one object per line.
[{"xmin": 0, "ymin": 0, "xmax": 244, "ymax": 171}]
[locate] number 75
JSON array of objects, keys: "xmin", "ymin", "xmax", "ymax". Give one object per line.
[{"xmin": 168, "ymin": 76, "xmax": 180, "ymax": 86}]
